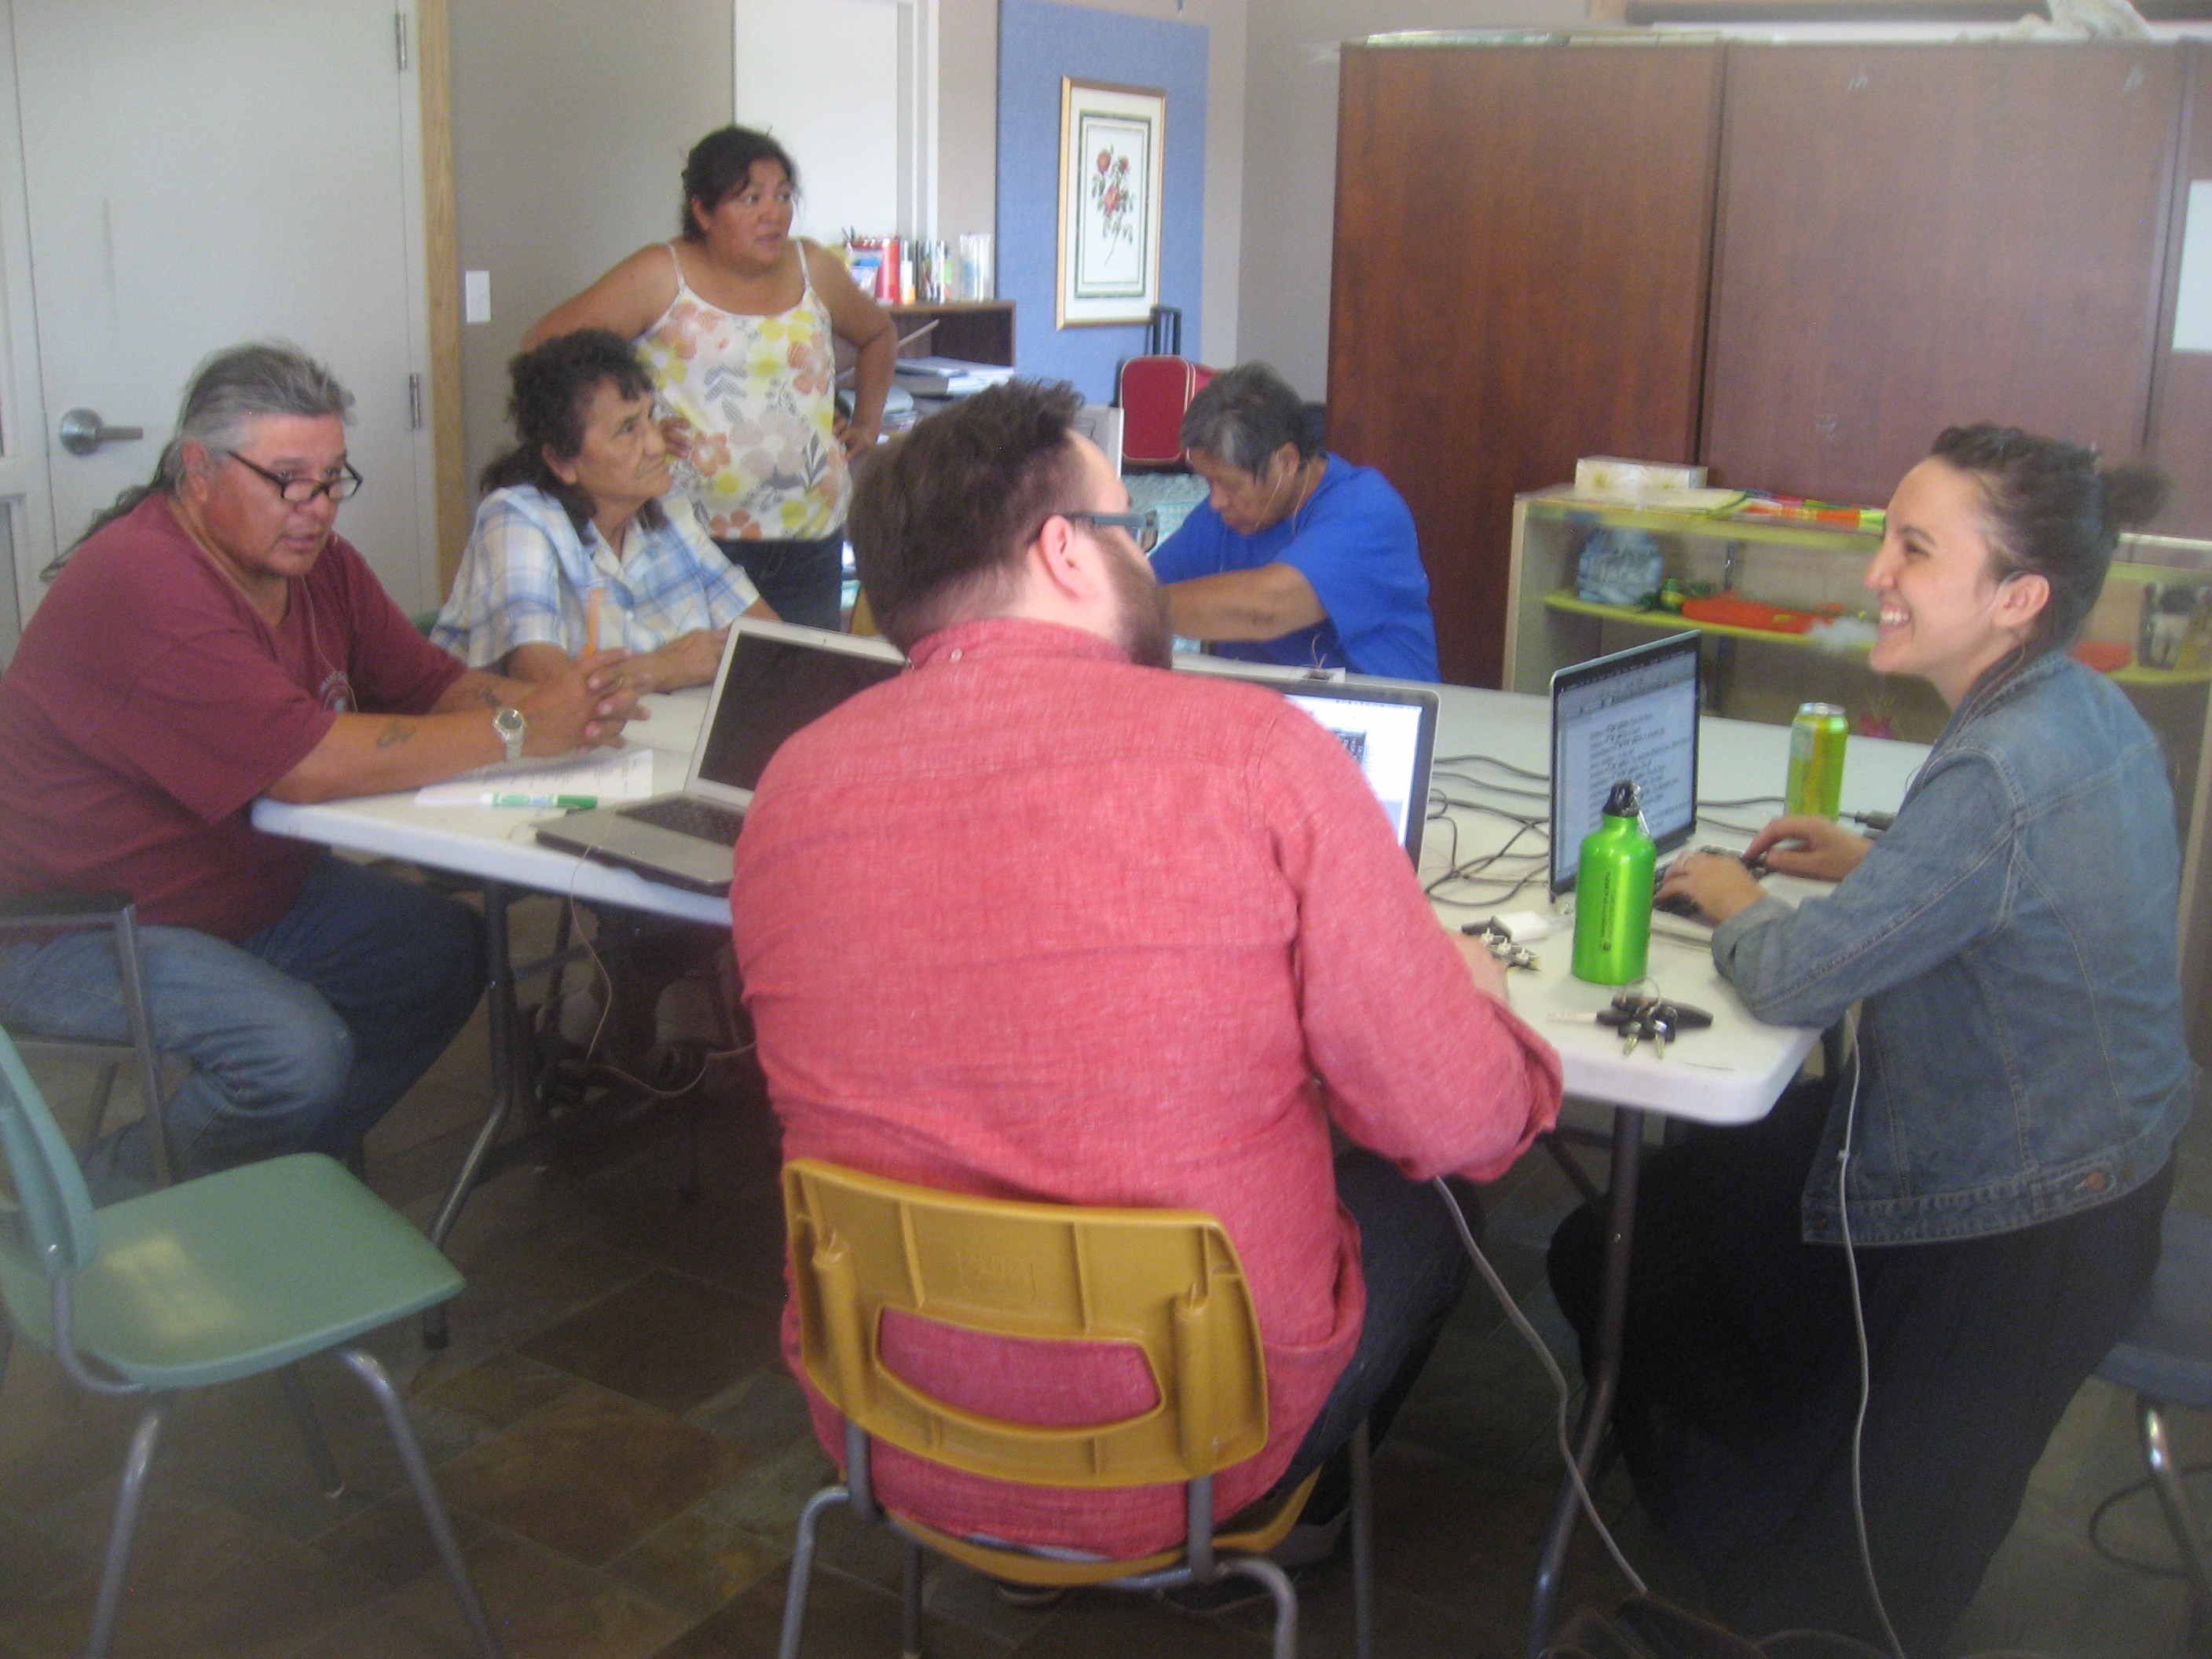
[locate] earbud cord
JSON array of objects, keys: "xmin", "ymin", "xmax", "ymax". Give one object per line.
[{"xmin": 1837, "ymin": 1012, "xmax": 1907, "ymax": 1659}]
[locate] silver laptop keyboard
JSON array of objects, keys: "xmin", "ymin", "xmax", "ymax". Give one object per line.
[{"xmin": 623, "ymin": 796, "xmax": 745, "ymax": 847}]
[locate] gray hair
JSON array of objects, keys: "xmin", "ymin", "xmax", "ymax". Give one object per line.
[
  {"xmin": 52, "ymin": 341, "xmax": 354, "ymax": 569},
  {"xmin": 1177, "ymin": 362, "xmax": 1318, "ymax": 477}
]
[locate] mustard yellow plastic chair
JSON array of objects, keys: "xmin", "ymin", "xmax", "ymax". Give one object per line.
[
  {"xmin": 0, "ymin": 1025, "xmax": 501, "ymax": 1657},
  {"xmin": 847, "ymin": 588, "xmax": 881, "ymax": 638},
  {"xmin": 778, "ymin": 1158, "xmax": 1372, "ymax": 1659}
]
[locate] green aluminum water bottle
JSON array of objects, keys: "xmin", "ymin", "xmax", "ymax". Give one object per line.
[{"xmin": 1572, "ymin": 780, "xmax": 1657, "ymax": 986}]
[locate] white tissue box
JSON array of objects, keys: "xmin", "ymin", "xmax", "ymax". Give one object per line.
[{"xmin": 1574, "ymin": 457, "xmax": 1708, "ymax": 500}]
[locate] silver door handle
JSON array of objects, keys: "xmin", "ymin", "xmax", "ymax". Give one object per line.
[{"xmin": 58, "ymin": 407, "xmax": 145, "ymax": 456}]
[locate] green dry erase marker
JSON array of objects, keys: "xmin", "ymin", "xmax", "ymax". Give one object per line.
[{"xmin": 485, "ymin": 793, "xmax": 597, "ymax": 809}]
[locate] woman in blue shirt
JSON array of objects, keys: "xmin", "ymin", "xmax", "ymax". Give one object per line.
[{"xmin": 1552, "ymin": 425, "xmax": 2191, "ymax": 1654}]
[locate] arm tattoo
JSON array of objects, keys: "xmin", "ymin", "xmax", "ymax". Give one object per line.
[{"xmin": 375, "ymin": 720, "xmax": 416, "ymax": 749}]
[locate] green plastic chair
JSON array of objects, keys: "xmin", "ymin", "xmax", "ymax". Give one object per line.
[{"xmin": 0, "ymin": 1025, "xmax": 502, "ymax": 1657}]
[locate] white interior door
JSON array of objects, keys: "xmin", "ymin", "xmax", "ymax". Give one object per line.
[{"xmin": 6, "ymin": 0, "xmax": 433, "ymax": 621}]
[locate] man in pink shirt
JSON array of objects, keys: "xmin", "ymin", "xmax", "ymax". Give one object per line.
[{"xmin": 729, "ymin": 379, "xmax": 1562, "ymax": 1562}]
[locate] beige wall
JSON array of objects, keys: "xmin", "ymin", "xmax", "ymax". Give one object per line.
[
  {"xmin": 1237, "ymin": 4, "xmax": 1584, "ymax": 399},
  {"xmin": 938, "ymin": 1, "xmax": 1000, "ymax": 249},
  {"xmin": 449, "ymin": 0, "xmax": 733, "ymax": 498}
]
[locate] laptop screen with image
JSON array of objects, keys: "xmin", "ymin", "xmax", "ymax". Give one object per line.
[
  {"xmin": 1174, "ymin": 657, "xmax": 1439, "ymax": 865},
  {"xmin": 1277, "ymin": 685, "xmax": 1434, "ymax": 862}
]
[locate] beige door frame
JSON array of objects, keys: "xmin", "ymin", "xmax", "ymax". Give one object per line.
[{"xmin": 418, "ymin": 0, "xmax": 467, "ymax": 593}]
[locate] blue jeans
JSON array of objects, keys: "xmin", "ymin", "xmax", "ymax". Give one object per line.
[
  {"xmin": 0, "ymin": 857, "xmax": 483, "ymax": 1185},
  {"xmin": 715, "ymin": 529, "xmax": 845, "ymax": 632},
  {"xmin": 1266, "ymin": 1148, "xmax": 1473, "ymax": 1518}
]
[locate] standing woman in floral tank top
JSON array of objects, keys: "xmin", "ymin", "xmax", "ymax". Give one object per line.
[{"xmin": 527, "ymin": 126, "xmax": 895, "ymax": 630}]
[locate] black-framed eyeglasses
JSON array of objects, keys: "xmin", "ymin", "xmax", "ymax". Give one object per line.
[
  {"xmin": 225, "ymin": 451, "xmax": 365, "ymax": 505},
  {"xmin": 1060, "ymin": 508, "xmax": 1159, "ymax": 552}
]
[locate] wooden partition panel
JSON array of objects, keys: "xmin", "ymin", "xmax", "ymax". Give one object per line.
[
  {"xmin": 1328, "ymin": 43, "xmax": 1722, "ymax": 688},
  {"xmin": 1704, "ymin": 43, "xmax": 2181, "ymax": 508}
]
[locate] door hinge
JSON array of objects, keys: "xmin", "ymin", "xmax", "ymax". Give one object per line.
[
  {"xmin": 408, "ymin": 372, "xmax": 424, "ymax": 430},
  {"xmin": 394, "ymin": 12, "xmax": 410, "ymax": 73}
]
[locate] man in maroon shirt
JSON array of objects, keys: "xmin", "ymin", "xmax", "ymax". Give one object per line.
[
  {"xmin": 731, "ymin": 380, "xmax": 1562, "ymax": 1562},
  {"xmin": 0, "ymin": 342, "xmax": 636, "ymax": 1188}
]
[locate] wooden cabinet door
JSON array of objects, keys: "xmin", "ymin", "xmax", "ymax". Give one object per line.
[
  {"xmin": 1330, "ymin": 43, "xmax": 1722, "ymax": 688},
  {"xmin": 1703, "ymin": 44, "xmax": 2181, "ymax": 509}
]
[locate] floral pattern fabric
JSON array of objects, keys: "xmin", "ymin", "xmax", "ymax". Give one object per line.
[{"xmin": 637, "ymin": 242, "xmax": 848, "ymax": 542}]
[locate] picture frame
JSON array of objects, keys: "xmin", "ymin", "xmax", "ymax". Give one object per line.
[{"xmin": 1055, "ymin": 77, "xmax": 1166, "ymax": 328}]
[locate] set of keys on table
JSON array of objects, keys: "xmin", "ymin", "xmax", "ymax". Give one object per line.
[
  {"xmin": 1552, "ymin": 992, "xmax": 1715, "ymax": 1057},
  {"xmin": 1459, "ymin": 917, "xmax": 1715, "ymax": 1058}
]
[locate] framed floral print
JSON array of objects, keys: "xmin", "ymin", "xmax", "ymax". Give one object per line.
[{"xmin": 1055, "ymin": 77, "xmax": 1166, "ymax": 328}]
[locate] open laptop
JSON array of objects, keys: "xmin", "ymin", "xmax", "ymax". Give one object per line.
[
  {"xmin": 1547, "ymin": 632, "xmax": 1701, "ymax": 897},
  {"xmin": 537, "ymin": 617, "xmax": 906, "ymax": 893},
  {"xmin": 1175, "ymin": 656, "xmax": 1441, "ymax": 865}
]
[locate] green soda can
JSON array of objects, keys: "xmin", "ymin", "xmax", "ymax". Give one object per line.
[
  {"xmin": 1785, "ymin": 703, "xmax": 1849, "ymax": 819},
  {"xmin": 1572, "ymin": 780, "xmax": 1657, "ymax": 986}
]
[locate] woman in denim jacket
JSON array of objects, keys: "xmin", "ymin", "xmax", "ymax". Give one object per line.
[{"xmin": 1551, "ymin": 425, "xmax": 2192, "ymax": 1654}]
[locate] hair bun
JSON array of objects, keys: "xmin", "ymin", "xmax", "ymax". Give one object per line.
[{"xmin": 2100, "ymin": 464, "xmax": 2170, "ymax": 533}]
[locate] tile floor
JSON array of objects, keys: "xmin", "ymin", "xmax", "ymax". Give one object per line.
[{"xmin": 2, "ymin": 892, "xmax": 2207, "ymax": 1658}]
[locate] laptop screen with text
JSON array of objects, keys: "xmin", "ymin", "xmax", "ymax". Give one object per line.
[{"xmin": 1548, "ymin": 632, "xmax": 1701, "ymax": 895}]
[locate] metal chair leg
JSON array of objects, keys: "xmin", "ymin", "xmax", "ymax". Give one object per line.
[
  {"xmin": 86, "ymin": 1397, "xmax": 169, "ymax": 1659},
  {"xmin": 112, "ymin": 903, "xmax": 175, "ymax": 1185},
  {"xmin": 1221, "ymin": 1555, "xmax": 1298, "ymax": 1659},
  {"xmin": 678, "ymin": 1100, "xmax": 705, "ymax": 1203},
  {"xmin": 1350, "ymin": 1418, "xmax": 1374, "ymax": 1659},
  {"xmin": 335, "ymin": 1346, "xmax": 502, "ymax": 1657},
  {"xmin": 279, "ymin": 1365, "xmax": 346, "ymax": 1499},
  {"xmin": 79, "ymin": 1063, "xmax": 120, "ymax": 1155},
  {"xmin": 424, "ymin": 881, "xmax": 524, "ymax": 1351},
  {"xmin": 899, "ymin": 1532, "xmax": 925, "ymax": 1659},
  {"xmin": 780, "ymin": 1484, "xmax": 854, "ymax": 1659},
  {"xmin": 2140, "ymin": 1396, "xmax": 2212, "ymax": 1621}
]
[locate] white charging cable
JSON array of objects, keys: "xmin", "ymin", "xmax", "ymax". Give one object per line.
[
  {"xmin": 1432, "ymin": 1177, "xmax": 1649, "ymax": 1595},
  {"xmin": 1835, "ymin": 1012, "xmax": 1906, "ymax": 1659}
]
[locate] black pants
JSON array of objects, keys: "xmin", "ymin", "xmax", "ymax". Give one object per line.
[
  {"xmin": 1260, "ymin": 1149, "xmax": 1474, "ymax": 1522},
  {"xmin": 715, "ymin": 529, "xmax": 844, "ymax": 632},
  {"xmin": 1547, "ymin": 1079, "xmax": 2170, "ymax": 1655}
]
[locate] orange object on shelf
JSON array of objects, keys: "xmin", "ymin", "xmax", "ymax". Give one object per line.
[
  {"xmin": 1679, "ymin": 595, "xmax": 1818, "ymax": 635},
  {"xmin": 2071, "ymin": 639, "xmax": 2132, "ymax": 675}
]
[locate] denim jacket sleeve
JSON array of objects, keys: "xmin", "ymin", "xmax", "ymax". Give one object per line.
[{"xmin": 1709, "ymin": 749, "xmax": 2012, "ymax": 1029}]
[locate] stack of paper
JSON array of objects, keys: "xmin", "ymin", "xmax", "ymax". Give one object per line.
[{"xmin": 894, "ymin": 356, "xmax": 1020, "ymax": 397}]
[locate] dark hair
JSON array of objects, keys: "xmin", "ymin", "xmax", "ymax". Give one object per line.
[
  {"xmin": 478, "ymin": 330, "xmax": 663, "ymax": 535},
  {"xmin": 849, "ymin": 379, "xmax": 1087, "ymax": 650},
  {"xmin": 54, "ymin": 341, "xmax": 353, "ymax": 571},
  {"xmin": 1179, "ymin": 362, "xmax": 1320, "ymax": 475},
  {"xmin": 1930, "ymin": 423, "xmax": 2170, "ymax": 652},
  {"xmin": 679, "ymin": 124, "xmax": 798, "ymax": 240}
]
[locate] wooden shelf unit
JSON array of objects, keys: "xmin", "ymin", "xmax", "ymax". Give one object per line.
[
  {"xmin": 1506, "ymin": 485, "xmax": 2212, "ymax": 1049},
  {"xmin": 886, "ymin": 301, "xmax": 1014, "ymax": 367}
]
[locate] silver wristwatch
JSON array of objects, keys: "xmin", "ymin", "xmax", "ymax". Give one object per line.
[{"xmin": 493, "ymin": 705, "xmax": 526, "ymax": 762}]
